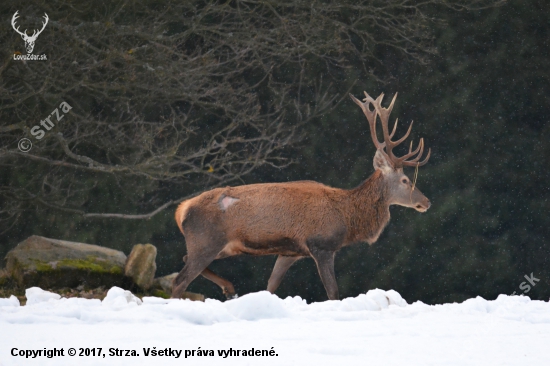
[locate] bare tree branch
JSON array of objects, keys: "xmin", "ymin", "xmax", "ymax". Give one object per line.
[{"xmin": 0, "ymin": 0, "xmax": 501, "ymax": 230}]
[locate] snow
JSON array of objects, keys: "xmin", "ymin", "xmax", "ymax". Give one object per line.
[
  {"xmin": 0, "ymin": 295, "xmax": 19, "ymax": 308},
  {"xmin": 1, "ymin": 287, "xmax": 549, "ymax": 365},
  {"xmin": 102, "ymin": 287, "xmax": 143, "ymax": 308},
  {"xmin": 24, "ymin": 287, "xmax": 61, "ymax": 305}
]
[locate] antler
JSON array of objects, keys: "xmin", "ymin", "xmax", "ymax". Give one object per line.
[
  {"xmin": 349, "ymin": 91, "xmax": 431, "ymax": 168},
  {"xmin": 11, "ymin": 11, "xmax": 27, "ymax": 38},
  {"xmin": 11, "ymin": 11, "xmax": 48, "ymax": 40},
  {"xmin": 31, "ymin": 13, "xmax": 49, "ymax": 39}
]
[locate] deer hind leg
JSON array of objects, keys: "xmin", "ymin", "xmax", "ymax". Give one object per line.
[
  {"xmin": 171, "ymin": 235, "xmax": 227, "ymax": 299},
  {"xmin": 198, "ymin": 267, "xmax": 236, "ymax": 299},
  {"xmin": 173, "ymin": 253, "xmax": 236, "ymax": 299},
  {"xmin": 267, "ymin": 255, "xmax": 301, "ymax": 294}
]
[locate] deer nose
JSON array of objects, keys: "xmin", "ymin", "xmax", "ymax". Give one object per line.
[{"xmin": 426, "ymin": 199, "xmax": 431, "ymax": 209}]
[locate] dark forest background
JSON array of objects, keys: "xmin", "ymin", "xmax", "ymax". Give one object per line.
[{"xmin": 1, "ymin": 0, "xmax": 548, "ymax": 304}]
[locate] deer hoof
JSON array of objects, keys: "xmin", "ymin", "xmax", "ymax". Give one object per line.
[{"xmin": 225, "ymin": 293, "xmax": 238, "ymax": 300}]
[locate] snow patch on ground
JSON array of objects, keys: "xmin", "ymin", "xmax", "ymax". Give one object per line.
[
  {"xmin": 25, "ymin": 287, "xmax": 61, "ymax": 305},
  {"xmin": 102, "ymin": 287, "xmax": 143, "ymax": 308},
  {"xmin": 2, "ymin": 287, "xmax": 410, "ymax": 325},
  {"xmin": 0, "ymin": 295, "xmax": 19, "ymax": 308},
  {"xmin": 1, "ymin": 287, "xmax": 549, "ymax": 365}
]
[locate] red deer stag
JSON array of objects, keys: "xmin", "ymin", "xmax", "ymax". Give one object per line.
[{"xmin": 172, "ymin": 91, "xmax": 431, "ymax": 300}]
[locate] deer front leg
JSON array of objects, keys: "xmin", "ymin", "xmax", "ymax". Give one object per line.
[
  {"xmin": 306, "ymin": 231, "xmax": 344, "ymax": 301},
  {"xmin": 309, "ymin": 248, "xmax": 339, "ymax": 300},
  {"xmin": 267, "ymin": 255, "xmax": 301, "ymax": 294}
]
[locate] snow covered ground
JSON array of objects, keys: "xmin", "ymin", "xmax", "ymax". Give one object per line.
[{"xmin": 1, "ymin": 287, "xmax": 549, "ymax": 365}]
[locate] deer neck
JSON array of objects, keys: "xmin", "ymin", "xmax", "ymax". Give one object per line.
[{"xmin": 344, "ymin": 170, "xmax": 391, "ymax": 244}]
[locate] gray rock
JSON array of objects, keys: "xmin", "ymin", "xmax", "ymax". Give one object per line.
[
  {"xmin": 180, "ymin": 291, "xmax": 205, "ymax": 302},
  {"xmin": 5, "ymin": 235, "xmax": 127, "ymax": 289},
  {"xmin": 154, "ymin": 272, "xmax": 178, "ymax": 293},
  {"xmin": 0, "ymin": 268, "xmax": 8, "ymax": 287},
  {"xmin": 124, "ymin": 244, "xmax": 157, "ymax": 290}
]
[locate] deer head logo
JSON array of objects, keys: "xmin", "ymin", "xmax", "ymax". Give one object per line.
[{"xmin": 11, "ymin": 11, "xmax": 49, "ymax": 54}]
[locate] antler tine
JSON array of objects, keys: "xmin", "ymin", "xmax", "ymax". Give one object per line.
[
  {"xmin": 389, "ymin": 118, "xmax": 398, "ymax": 138},
  {"xmin": 33, "ymin": 13, "xmax": 49, "ymax": 38},
  {"xmin": 366, "ymin": 92, "xmax": 389, "ymax": 149},
  {"xmin": 386, "ymin": 92, "xmax": 397, "ymax": 116},
  {"xmin": 399, "ymin": 138, "xmax": 425, "ymax": 164},
  {"xmin": 398, "ymin": 138, "xmax": 423, "ymax": 163},
  {"xmin": 41, "ymin": 13, "xmax": 49, "ymax": 29},
  {"xmin": 391, "ymin": 120, "xmax": 414, "ymax": 147},
  {"xmin": 369, "ymin": 93, "xmax": 411, "ymax": 161},
  {"xmin": 12, "ymin": 10, "xmax": 19, "ymax": 24},
  {"xmin": 349, "ymin": 92, "xmax": 385, "ymax": 151},
  {"xmin": 402, "ymin": 147, "xmax": 431, "ymax": 167},
  {"xmin": 11, "ymin": 11, "xmax": 26, "ymax": 37}
]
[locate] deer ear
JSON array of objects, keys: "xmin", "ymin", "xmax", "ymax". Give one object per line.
[{"xmin": 373, "ymin": 149, "xmax": 394, "ymax": 174}]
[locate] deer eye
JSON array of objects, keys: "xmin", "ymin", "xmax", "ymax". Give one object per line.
[{"xmin": 402, "ymin": 179, "xmax": 408, "ymax": 184}]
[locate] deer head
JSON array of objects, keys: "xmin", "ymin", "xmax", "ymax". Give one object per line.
[
  {"xmin": 12, "ymin": 11, "xmax": 49, "ymax": 54},
  {"xmin": 350, "ymin": 92, "xmax": 432, "ymax": 212}
]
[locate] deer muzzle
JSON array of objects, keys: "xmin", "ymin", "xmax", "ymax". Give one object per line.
[{"xmin": 414, "ymin": 197, "xmax": 431, "ymax": 212}]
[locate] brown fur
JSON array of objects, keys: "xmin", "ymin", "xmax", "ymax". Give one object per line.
[
  {"xmin": 175, "ymin": 196, "xmax": 199, "ymax": 235},
  {"xmin": 176, "ymin": 173, "xmax": 389, "ymax": 256},
  {"xmin": 171, "ymin": 171, "xmax": 402, "ymax": 300}
]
